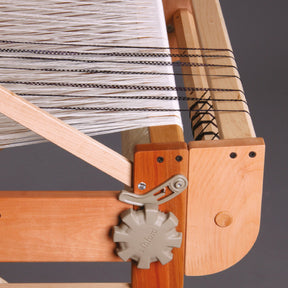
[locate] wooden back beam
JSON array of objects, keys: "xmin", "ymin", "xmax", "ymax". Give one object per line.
[
  {"xmin": 173, "ymin": 9, "xmax": 219, "ymax": 140},
  {"xmin": 189, "ymin": 0, "xmax": 255, "ymax": 139},
  {"xmin": 164, "ymin": 0, "xmax": 256, "ymax": 139}
]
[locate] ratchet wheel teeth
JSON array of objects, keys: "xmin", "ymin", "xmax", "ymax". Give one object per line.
[{"xmin": 112, "ymin": 204, "xmax": 182, "ymax": 269}]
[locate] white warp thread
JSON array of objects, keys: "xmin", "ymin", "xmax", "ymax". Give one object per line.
[{"xmin": 0, "ymin": 0, "xmax": 183, "ymax": 148}]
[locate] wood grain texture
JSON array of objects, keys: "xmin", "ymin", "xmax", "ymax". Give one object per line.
[
  {"xmin": 189, "ymin": 0, "xmax": 255, "ymax": 139},
  {"xmin": 149, "ymin": 125, "xmax": 184, "ymax": 143},
  {"xmin": 173, "ymin": 9, "xmax": 219, "ymax": 140},
  {"xmin": 0, "ymin": 284, "xmax": 130, "ymax": 288},
  {"xmin": 162, "ymin": 0, "xmax": 192, "ymax": 22},
  {"xmin": 162, "ymin": 0, "xmax": 192, "ymax": 60},
  {"xmin": 0, "ymin": 85, "xmax": 132, "ymax": 186},
  {"xmin": 0, "ymin": 191, "xmax": 130, "ymax": 262},
  {"xmin": 131, "ymin": 141, "xmax": 188, "ymax": 288},
  {"xmin": 185, "ymin": 138, "xmax": 265, "ymax": 275}
]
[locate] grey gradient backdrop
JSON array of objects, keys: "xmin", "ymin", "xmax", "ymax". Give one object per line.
[{"xmin": 0, "ymin": 0, "xmax": 287, "ymax": 287}]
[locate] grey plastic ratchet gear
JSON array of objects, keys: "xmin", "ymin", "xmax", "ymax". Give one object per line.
[{"xmin": 113, "ymin": 204, "xmax": 182, "ymax": 269}]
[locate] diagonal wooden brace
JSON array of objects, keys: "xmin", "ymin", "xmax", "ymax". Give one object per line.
[{"xmin": 0, "ymin": 85, "xmax": 132, "ymax": 186}]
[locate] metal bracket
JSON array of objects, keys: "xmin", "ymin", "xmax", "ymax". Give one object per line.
[{"xmin": 118, "ymin": 174, "xmax": 188, "ymax": 206}]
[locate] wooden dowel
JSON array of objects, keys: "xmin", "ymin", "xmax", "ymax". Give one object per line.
[
  {"xmin": 173, "ymin": 9, "xmax": 219, "ymax": 140},
  {"xmin": 0, "ymin": 85, "xmax": 132, "ymax": 186},
  {"xmin": 189, "ymin": 0, "xmax": 256, "ymax": 139}
]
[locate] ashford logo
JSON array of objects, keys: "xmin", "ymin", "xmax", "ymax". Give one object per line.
[{"xmin": 139, "ymin": 228, "xmax": 158, "ymax": 252}]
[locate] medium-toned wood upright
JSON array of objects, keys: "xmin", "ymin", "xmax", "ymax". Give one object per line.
[{"xmin": 131, "ymin": 138, "xmax": 188, "ymax": 288}]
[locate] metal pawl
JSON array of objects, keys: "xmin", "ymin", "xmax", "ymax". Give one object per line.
[{"xmin": 118, "ymin": 174, "xmax": 188, "ymax": 206}]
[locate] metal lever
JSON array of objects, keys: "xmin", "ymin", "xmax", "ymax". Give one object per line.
[{"xmin": 118, "ymin": 174, "xmax": 188, "ymax": 206}]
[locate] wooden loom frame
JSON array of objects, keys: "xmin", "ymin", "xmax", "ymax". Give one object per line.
[{"xmin": 0, "ymin": 0, "xmax": 265, "ymax": 287}]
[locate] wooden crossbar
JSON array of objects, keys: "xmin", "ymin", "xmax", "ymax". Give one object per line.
[{"xmin": 0, "ymin": 191, "xmax": 129, "ymax": 262}]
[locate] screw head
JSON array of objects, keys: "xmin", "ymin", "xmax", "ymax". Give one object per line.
[
  {"xmin": 175, "ymin": 155, "xmax": 183, "ymax": 162},
  {"xmin": 175, "ymin": 181, "xmax": 184, "ymax": 189},
  {"xmin": 138, "ymin": 182, "xmax": 146, "ymax": 190},
  {"xmin": 230, "ymin": 152, "xmax": 237, "ymax": 159},
  {"xmin": 157, "ymin": 156, "xmax": 164, "ymax": 163},
  {"xmin": 249, "ymin": 151, "xmax": 256, "ymax": 158},
  {"xmin": 167, "ymin": 24, "xmax": 174, "ymax": 33}
]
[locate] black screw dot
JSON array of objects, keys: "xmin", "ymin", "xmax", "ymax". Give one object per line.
[
  {"xmin": 230, "ymin": 152, "xmax": 237, "ymax": 159},
  {"xmin": 167, "ymin": 24, "xmax": 175, "ymax": 33},
  {"xmin": 157, "ymin": 156, "xmax": 164, "ymax": 163},
  {"xmin": 175, "ymin": 155, "xmax": 183, "ymax": 162},
  {"xmin": 249, "ymin": 151, "xmax": 256, "ymax": 158}
]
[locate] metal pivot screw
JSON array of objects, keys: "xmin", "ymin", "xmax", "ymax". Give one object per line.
[
  {"xmin": 174, "ymin": 181, "xmax": 184, "ymax": 189},
  {"xmin": 171, "ymin": 176, "xmax": 187, "ymax": 193},
  {"xmin": 138, "ymin": 182, "xmax": 147, "ymax": 190}
]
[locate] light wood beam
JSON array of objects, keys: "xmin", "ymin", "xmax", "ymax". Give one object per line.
[
  {"xmin": 0, "ymin": 191, "xmax": 129, "ymax": 262},
  {"xmin": 173, "ymin": 9, "xmax": 219, "ymax": 140},
  {"xmin": 0, "ymin": 85, "xmax": 132, "ymax": 186},
  {"xmin": 189, "ymin": 0, "xmax": 255, "ymax": 139}
]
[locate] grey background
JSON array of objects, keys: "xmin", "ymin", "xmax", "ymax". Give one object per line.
[{"xmin": 0, "ymin": 0, "xmax": 287, "ymax": 287}]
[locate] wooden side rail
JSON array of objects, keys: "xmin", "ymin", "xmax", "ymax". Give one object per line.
[
  {"xmin": 186, "ymin": 138, "xmax": 265, "ymax": 275},
  {"xmin": 0, "ymin": 191, "xmax": 129, "ymax": 262}
]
